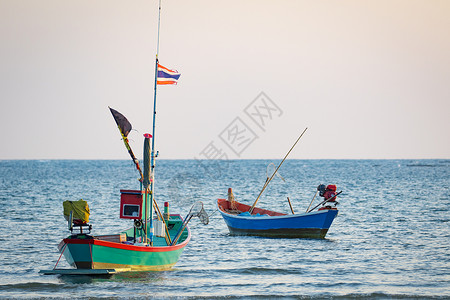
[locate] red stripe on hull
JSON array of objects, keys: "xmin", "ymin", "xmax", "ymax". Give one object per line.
[{"xmin": 63, "ymin": 235, "xmax": 189, "ymax": 252}]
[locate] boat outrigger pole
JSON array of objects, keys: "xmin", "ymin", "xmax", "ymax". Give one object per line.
[
  {"xmin": 307, "ymin": 191, "xmax": 342, "ymax": 213},
  {"xmin": 249, "ymin": 127, "xmax": 308, "ymax": 214}
]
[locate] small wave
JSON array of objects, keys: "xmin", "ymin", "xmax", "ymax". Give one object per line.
[
  {"xmin": 181, "ymin": 292, "xmax": 446, "ymax": 299},
  {"xmin": 225, "ymin": 267, "xmax": 301, "ymax": 275},
  {"xmin": 326, "ymin": 293, "xmax": 445, "ymax": 299},
  {"xmin": 406, "ymin": 164, "xmax": 438, "ymax": 167},
  {"xmin": 0, "ymin": 282, "xmax": 63, "ymax": 292}
]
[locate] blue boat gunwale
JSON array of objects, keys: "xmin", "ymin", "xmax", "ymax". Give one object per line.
[
  {"xmin": 218, "ymin": 207, "xmax": 334, "ymax": 220},
  {"xmin": 217, "ymin": 198, "xmax": 338, "ymax": 219}
]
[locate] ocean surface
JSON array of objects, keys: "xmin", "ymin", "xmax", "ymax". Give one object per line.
[{"xmin": 0, "ymin": 159, "xmax": 448, "ymax": 299}]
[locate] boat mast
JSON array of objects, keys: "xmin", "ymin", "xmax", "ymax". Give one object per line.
[
  {"xmin": 152, "ymin": 0, "xmax": 162, "ymax": 154},
  {"xmin": 147, "ymin": 0, "xmax": 162, "ymax": 246}
]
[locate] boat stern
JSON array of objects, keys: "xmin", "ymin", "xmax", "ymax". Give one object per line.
[{"xmin": 59, "ymin": 234, "xmax": 94, "ymax": 269}]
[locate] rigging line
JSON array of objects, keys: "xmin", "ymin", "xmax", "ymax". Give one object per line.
[
  {"xmin": 53, "ymin": 243, "xmax": 67, "ymax": 270},
  {"xmin": 267, "ymin": 163, "xmax": 285, "ymax": 182},
  {"xmin": 208, "ymin": 208, "xmax": 218, "ymax": 218}
]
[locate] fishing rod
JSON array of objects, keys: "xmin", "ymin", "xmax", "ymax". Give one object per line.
[
  {"xmin": 307, "ymin": 191, "xmax": 342, "ymax": 213},
  {"xmin": 249, "ymin": 127, "xmax": 308, "ymax": 214}
]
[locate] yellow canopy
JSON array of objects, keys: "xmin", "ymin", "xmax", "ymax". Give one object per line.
[{"xmin": 63, "ymin": 199, "xmax": 90, "ymax": 223}]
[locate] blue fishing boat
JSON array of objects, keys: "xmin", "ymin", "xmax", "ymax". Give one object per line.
[
  {"xmin": 217, "ymin": 129, "xmax": 341, "ymax": 238},
  {"xmin": 217, "ymin": 194, "xmax": 338, "ymax": 239}
]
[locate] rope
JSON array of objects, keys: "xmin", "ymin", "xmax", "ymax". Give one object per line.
[{"xmin": 53, "ymin": 243, "xmax": 67, "ymax": 270}]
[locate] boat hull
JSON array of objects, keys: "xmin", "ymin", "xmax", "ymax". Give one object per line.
[
  {"xmin": 217, "ymin": 198, "xmax": 338, "ymax": 238},
  {"xmin": 59, "ymin": 238, "xmax": 187, "ymax": 271},
  {"xmin": 59, "ymin": 215, "xmax": 190, "ymax": 271}
]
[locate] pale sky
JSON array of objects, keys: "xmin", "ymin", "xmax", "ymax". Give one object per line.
[{"xmin": 1, "ymin": 0, "xmax": 449, "ymax": 160}]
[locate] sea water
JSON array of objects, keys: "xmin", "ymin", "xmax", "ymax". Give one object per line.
[{"xmin": 0, "ymin": 159, "xmax": 448, "ymax": 299}]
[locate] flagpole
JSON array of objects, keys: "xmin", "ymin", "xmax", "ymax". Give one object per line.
[
  {"xmin": 147, "ymin": 0, "xmax": 162, "ymax": 246},
  {"xmin": 152, "ymin": 0, "xmax": 161, "ymax": 157}
]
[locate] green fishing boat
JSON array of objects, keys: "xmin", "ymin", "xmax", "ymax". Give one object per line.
[
  {"xmin": 56, "ymin": 219, "xmax": 191, "ymax": 271},
  {"xmin": 41, "ymin": 1, "xmax": 207, "ymax": 275}
]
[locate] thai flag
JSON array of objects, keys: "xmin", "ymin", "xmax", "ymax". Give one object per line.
[{"xmin": 157, "ymin": 64, "xmax": 181, "ymax": 85}]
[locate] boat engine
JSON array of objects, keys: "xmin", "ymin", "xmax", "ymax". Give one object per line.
[{"xmin": 318, "ymin": 184, "xmax": 339, "ymax": 210}]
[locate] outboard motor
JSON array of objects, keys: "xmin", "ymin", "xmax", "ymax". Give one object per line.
[
  {"xmin": 323, "ymin": 185, "xmax": 337, "ymax": 202},
  {"xmin": 318, "ymin": 184, "xmax": 339, "ymax": 210}
]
